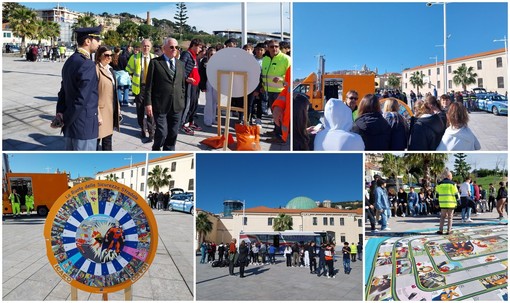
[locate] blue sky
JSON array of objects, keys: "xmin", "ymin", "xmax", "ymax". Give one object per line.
[
  {"xmin": 20, "ymin": 2, "xmax": 291, "ymax": 34},
  {"xmin": 445, "ymin": 153, "xmax": 508, "ymax": 172},
  {"xmin": 5, "ymin": 153, "xmax": 176, "ymax": 178},
  {"xmin": 293, "ymin": 2, "xmax": 508, "ymax": 79},
  {"xmin": 196, "ymin": 153, "xmax": 363, "ymax": 214}
]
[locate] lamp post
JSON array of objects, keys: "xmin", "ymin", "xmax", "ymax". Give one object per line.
[{"xmin": 427, "ymin": 2, "xmax": 447, "ymax": 94}]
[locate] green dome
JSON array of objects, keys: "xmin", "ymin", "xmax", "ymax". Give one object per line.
[{"xmin": 286, "ymin": 196, "xmax": 317, "ymax": 209}]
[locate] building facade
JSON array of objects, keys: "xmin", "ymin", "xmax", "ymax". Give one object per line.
[
  {"xmin": 36, "ymin": 6, "xmax": 82, "ymax": 44},
  {"xmin": 95, "ymin": 153, "xmax": 195, "ymax": 198},
  {"xmin": 403, "ymin": 48, "xmax": 507, "ymax": 96},
  {"xmin": 197, "ymin": 201, "xmax": 363, "ymax": 250}
]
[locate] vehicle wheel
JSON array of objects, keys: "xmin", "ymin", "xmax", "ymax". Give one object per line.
[
  {"xmin": 492, "ymin": 106, "xmax": 499, "ymax": 115},
  {"xmin": 169, "ymin": 205, "xmax": 174, "ymax": 211},
  {"xmin": 37, "ymin": 206, "xmax": 48, "ymax": 216},
  {"xmin": 190, "ymin": 206, "xmax": 194, "ymax": 215}
]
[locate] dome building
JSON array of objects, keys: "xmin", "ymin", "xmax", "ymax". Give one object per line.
[{"xmin": 286, "ymin": 196, "xmax": 317, "ymax": 209}]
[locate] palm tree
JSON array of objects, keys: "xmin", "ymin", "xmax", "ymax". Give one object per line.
[
  {"xmin": 44, "ymin": 21, "xmax": 61, "ymax": 46},
  {"xmin": 196, "ymin": 212, "xmax": 213, "ymax": 245},
  {"xmin": 273, "ymin": 213, "xmax": 293, "ymax": 231},
  {"xmin": 453, "ymin": 63, "xmax": 477, "ymax": 92},
  {"xmin": 409, "ymin": 71, "xmax": 424, "ymax": 95},
  {"xmin": 387, "ymin": 75, "xmax": 401, "ymax": 90},
  {"xmin": 30, "ymin": 20, "xmax": 46, "ymax": 45},
  {"xmin": 73, "ymin": 14, "xmax": 98, "ymax": 30},
  {"xmin": 105, "ymin": 173, "xmax": 118, "ymax": 182},
  {"xmin": 9, "ymin": 7, "xmax": 37, "ymax": 53},
  {"xmin": 404, "ymin": 154, "xmax": 449, "ymax": 188},
  {"xmin": 147, "ymin": 165, "xmax": 171, "ymax": 193},
  {"xmin": 380, "ymin": 154, "xmax": 405, "ymax": 191}
]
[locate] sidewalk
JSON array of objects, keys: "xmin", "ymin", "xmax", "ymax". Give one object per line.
[
  {"xmin": 2, "ymin": 211, "xmax": 194, "ymax": 301},
  {"xmin": 196, "ymin": 254, "xmax": 363, "ymax": 301},
  {"xmin": 2, "ymin": 54, "xmax": 289, "ymax": 151}
]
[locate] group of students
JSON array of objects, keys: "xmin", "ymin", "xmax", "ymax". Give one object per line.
[
  {"xmin": 207, "ymin": 238, "xmax": 358, "ymax": 279},
  {"xmin": 294, "ymin": 92, "xmax": 481, "ymax": 151},
  {"xmin": 365, "ymin": 173, "xmax": 508, "ymax": 233}
]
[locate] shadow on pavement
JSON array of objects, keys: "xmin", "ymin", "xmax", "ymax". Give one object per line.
[{"xmin": 34, "ymin": 96, "xmax": 58, "ymax": 102}]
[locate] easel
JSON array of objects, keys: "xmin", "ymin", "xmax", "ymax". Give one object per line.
[
  {"xmin": 71, "ymin": 285, "xmax": 132, "ymax": 301},
  {"xmin": 216, "ymin": 70, "xmax": 249, "ymax": 151}
]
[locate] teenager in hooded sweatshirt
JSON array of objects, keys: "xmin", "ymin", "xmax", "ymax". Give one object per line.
[
  {"xmin": 436, "ymin": 102, "xmax": 481, "ymax": 151},
  {"xmin": 314, "ymin": 99, "xmax": 365, "ymax": 151},
  {"xmin": 351, "ymin": 94, "xmax": 391, "ymax": 150},
  {"xmin": 408, "ymin": 97, "xmax": 446, "ymax": 150}
]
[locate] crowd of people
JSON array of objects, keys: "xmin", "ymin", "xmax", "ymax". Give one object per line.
[
  {"xmin": 54, "ymin": 25, "xmax": 291, "ymax": 151},
  {"xmin": 365, "ymin": 172, "xmax": 508, "ymax": 233},
  {"xmin": 294, "ymin": 89, "xmax": 483, "ymax": 151},
  {"xmin": 200, "ymin": 238, "xmax": 362, "ymax": 279},
  {"xmin": 24, "ymin": 43, "xmax": 67, "ymax": 62}
]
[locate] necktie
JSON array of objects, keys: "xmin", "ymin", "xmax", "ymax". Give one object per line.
[
  {"xmin": 169, "ymin": 59, "xmax": 175, "ymax": 79},
  {"xmin": 143, "ymin": 57, "xmax": 148, "ymax": 83}
]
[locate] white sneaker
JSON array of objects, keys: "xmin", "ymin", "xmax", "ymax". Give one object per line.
[
  {"xmin": 466, "ymin": 218, "xmax": 473, "ymax": 222},
  {"xmin": 327, "ymin": 276, "xmax": 330, "ymax": 279},
  {"xmin": 332, "ymin": 276, "xmax": 336, "ymax": 278},
  {"xmin": 381, "ymin": 228, "xmax": 391, "ymax": 231}
]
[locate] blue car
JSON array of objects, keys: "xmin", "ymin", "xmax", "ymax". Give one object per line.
[
  {"xmin": 168, "ymin": 193, "xmax": 194, "ymax": 214},
  {"xmin": 477, "ymin": 94, "xmax": 508, "ymax": 115}
]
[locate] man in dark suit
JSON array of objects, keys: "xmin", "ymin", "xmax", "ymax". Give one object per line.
[
  {"xmin": 145, "ymin": 38, "xmax": 186, "ymax": 151},
  {"xmin": 55, "ymin": 26, "xmax": 101, "ymax": 150}
]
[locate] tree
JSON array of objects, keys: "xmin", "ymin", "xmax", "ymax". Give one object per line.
[
  {"xmin": 103, "ymin": 30, "xmax": 122, "ymax": 47},
  {"xmin": 138, "ymin": 24, "xmax": 155, "ymax": 40},
  {"xmin": 105, "ymin": 173, "xmax": 119, "ymax": 182},
  {"xmin": 453, "ymin": 153, "xmax": 471, "ymax": 180},
  {"xmin": 196, "ymin": 212, "xmax": 213, "ymax": 245},
  {"xmin": 116, "ymin": 20, "xmax": 139, "ymax": 43},
  {"xmin": 380, "ymin": 154, "xmax": 405, "ymax": 191},
  {"xmin": 409, "ymin": 71, "xmax": 424, "ymax": 95},
  {"xmin": 404, "ymin": 154, "xmax": 449, "ymax": 188},
  {"xmin": 174, "ymin": 2, "xmax": 189, "ymax": 39},
  {"xmin": 44, "ymin": 21, "xmax": 61, "ymax": 46},
  {"xmin": 273, "ymin": 213, "xmax": 293, "ymax": 231},
  {"xmin": 453, "ymin": 63, "xmax": 477, "ymax": 92},
  {"xmin": 30, "ymin": 20, "xmax": 46, "ymax": 45},
  {"xmin": 3, "ymin": 2, "xmax": 27, "ymax": 23},
  {"xmin": 147, "ymin": 165, "xmax": 171, "ymax": 193},
  {"xmin": 8, "ymin": 7, "xmax": 37, "ymax": 51},
  {"xmin": 73, "ymin": 14, "xmax": 98, "ymax": 30},
  {"xmin": 387, "ymin": 75, "xmax": 401, "ymax": 89}
]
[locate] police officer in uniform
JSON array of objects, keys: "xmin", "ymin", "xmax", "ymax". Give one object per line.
[{"xmin": 55, "ymin": 26, "xmax": 102, "ymax": 150}]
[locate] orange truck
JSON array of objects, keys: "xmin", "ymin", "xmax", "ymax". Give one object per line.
[
  {"xmin": 3, "ymin": 172, "xmax": 69, "ymax": 216},
  {"xmin": 294, "ymin": 55, "xmax": 376, "ymax": 111}
]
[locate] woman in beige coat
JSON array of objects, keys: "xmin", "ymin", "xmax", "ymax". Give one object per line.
[{"xmin": 95, "ymin": 46, "xmax": 121, "ymax": 150}]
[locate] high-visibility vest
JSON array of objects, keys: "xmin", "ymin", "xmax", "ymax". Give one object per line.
[
  {"xmin": 126, "ymin": 52, "xmax": 155, "ymax": 95},
  {"xmin": 350, "ymin": 244, "xmax": 357, "ymax": 254},
  {"xmin": 272, "ymin": 67, "xmax": 290, "ymax": 142},
  {"xmin": 261, "ymin": 52, "xmax": 290, "ymax": 93},
  {"xmin": 436, "ymin": 179, "xmax": 459, "ymax": 209}
]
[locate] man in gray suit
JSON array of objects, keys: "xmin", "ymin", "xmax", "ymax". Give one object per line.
[{"xmin": 145, "ymin": 38, "xmax": 186, "ymax": 151}]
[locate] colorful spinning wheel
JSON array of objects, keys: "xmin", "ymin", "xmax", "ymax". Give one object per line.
[{"xmin": 44, "ymin": 180, "xmax": 158, "ymax": 293}]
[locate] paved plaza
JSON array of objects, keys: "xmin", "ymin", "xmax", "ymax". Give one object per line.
[
  {"xmin": 2, "ymin": 54, "xmax": 289, "ymax": 151},
  {"xmin": 2, "ymin": 210, "xmax": 194, "ymax": 301},
  {"xmin": 196, "ymin": 253, "xmax": 363, "ymax": 301}
]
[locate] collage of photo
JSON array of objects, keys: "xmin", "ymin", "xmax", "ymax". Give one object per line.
[{"xmin": 1, "ymin": 1, "xmax": 508, "ymax": 302}]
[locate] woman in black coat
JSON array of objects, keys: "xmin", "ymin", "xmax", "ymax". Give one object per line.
[
  {"xmin": 408, "ymin": 96, "xmax": 446, "ymax": 150},
  {"xmin": 352, "ymin": 94, "xmax": 391, "ymax": 150},
  {"xmin": 238, "ymin": 240, "xmax": 249, "ymax": 278}
]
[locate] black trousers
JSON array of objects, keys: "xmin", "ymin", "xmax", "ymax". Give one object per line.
[
  {"xmin": 239, "ymin": 263, "xmax": 246, "ymax": 277},
  {"xmin": 97, "ymin": 134, "xmax": 112, "ymax": 151},
  {"xmin": 326, "ymin": 259, "xmax": 334, "ymax": 277},
  {"xmin": 182, "ymin": 84, "xmax": 200, "ymax": 125},
  {"xmin": 286, "ymin": 254, "xmax": 291, "ymax": 266},
  {"xmin": 152, "ymin": 111, "xmax": 182, "ymax": 151},
  {"xmin": 229, "ymin": 260, "xmax": 235, "ymax": 275},
  {"xmin": 309, "ymin": 257, "xmax": 317, "ymax": 272},
  {"xmin": 135, "ymin": 85, "xmax": 154, "ymax": 133}
]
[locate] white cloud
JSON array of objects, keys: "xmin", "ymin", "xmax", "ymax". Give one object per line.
[{"xmin": 135, "ymin": 2, "xmax": 290, "ymax": 34}]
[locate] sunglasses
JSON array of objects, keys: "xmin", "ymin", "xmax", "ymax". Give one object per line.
[
  {"xmin": 168, "ymin": 45, "xmax": 179, "ymax": 50},
  {"xmin": 103, "ymin": 54, "xmax": 113, "ymax": 57},
  {"xmin": 348, "ymin": 97, "xmax": 358, "ymax": 100}
]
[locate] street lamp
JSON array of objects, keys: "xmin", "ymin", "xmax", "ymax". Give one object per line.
[{"xmin": 427, "ymin": 2, "xmax": 447, "ymax": 95}]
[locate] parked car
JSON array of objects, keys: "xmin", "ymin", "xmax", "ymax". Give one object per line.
[
  {"xmin": 477, "ymin": 94, "xmax": 508, "ymax": 115},
  {"xmin": 170, "ymin": 188, "xmax": 185, "ymax": 197},
  {"xmin": 168, "ymin": 193, "xmax": 194, "ymax": 214}
]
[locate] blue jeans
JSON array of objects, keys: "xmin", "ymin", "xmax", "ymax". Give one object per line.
[
  {"xmin": 461, "ymin": 197, "xmax": 472, "ymax": 220},
  {"xmin": 343, "ymin": 257, "xmax": 351, "ymax": 273},
  {"xmin": 408, "ymin": 202, "xmax": 416, "ymax": 216},
  {"xmin": 200, "ymin": 252, "xmax": 206, "ymax": 264},
  {"xmin": 379, "ymin": 210, "xmax": 388, "ymax": 230},
  {"xmin": 418, "ymin": 203, "xmax": 427, "ymax": 215},
  {"xmin": 117, "ymin": 85, "xmax": 130, "ymax": 104},
  {"xmin": 65, "ymin": 137, "xmax": 97, "ymax": 151},
  {"xmin": 317, "ymin": 260, "xmax": 326, "ymax": 276}
]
